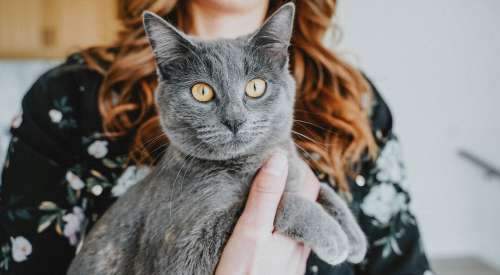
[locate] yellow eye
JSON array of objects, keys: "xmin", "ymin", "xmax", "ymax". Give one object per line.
[
  {"xmin": 191, "ymin": 83, "xmax": 215, "ymax": 102},
  {"xmin": 245, "ymin": 78, "xmax": 266, "ymax": 98}
]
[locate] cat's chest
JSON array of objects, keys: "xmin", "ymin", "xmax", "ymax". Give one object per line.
[
  {"xmin": 188, "ymin": 169, "xmax": 254, "ymax": 203},
  {"xmin": 155, "ymin": 167, "xmax": 253, "ymax": 211},
  {"xmin": 151, "ymin": 151, "xmax": 266, "ymax": 218}
]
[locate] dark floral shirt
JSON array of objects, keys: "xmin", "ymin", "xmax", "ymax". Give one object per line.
[{"xmin": 0, "ymin": 54, "xmax": 432, "ymax": 275}]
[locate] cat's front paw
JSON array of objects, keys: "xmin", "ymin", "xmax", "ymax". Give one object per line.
[
  {"xmin": 274, "ymin": 193, "xmax": 353, "ymax": 266},
  {"xmin": 345, "ymin": 232, "xmax": 367, "ymax": 264},
  {"xmin": 318, "ymin": 183, "xmax": 368, "ymax": 264},
  {"xmin": 313, "ymin": 218, "xmax": 351, "ymax": 266}
]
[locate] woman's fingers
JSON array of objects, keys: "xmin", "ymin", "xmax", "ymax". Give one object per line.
[
  {"xmin": 218, "ymin": 154, "xmax": 319, "ymax": 275},
  {"xmin": 237, "ymin": 152, "xmax": 288, "ymax": 232},
  {"xmin": 297, "ymin": 246, "xmax": 312, "ymax": 275}
]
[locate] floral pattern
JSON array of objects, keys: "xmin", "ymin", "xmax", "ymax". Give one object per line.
[
  {"xmin": 87, "ymin": 140, "xmax": 109, "ymax": 159},
  {"xmin": 375, "ymin": 139, "xmax": 409, "ymax": 190},
  {"xmin": 361, "ymin": 137, "xmax": 418, "ymax": 260},
  {"xmin": 48, "ymin": 109, "xmax": 63, "ymax": 124},
  {"xmin": 0, "ymin": 55, "xmax": 431, "ymax": 274},
  {"xmin": 30, "ymin": 147, "xmax": 145, "ymax": 250},
  {"xmin": 61, "ymin": 207, "xmax": 85, "ymax": 246},
  {"xmin": 361, "ymin": 182, "xmax": 408, "ymax": 226},
  {"xmin": 10, "ymin": 237, "xmax": 32, "ymax": 263},
  {"xmin": 50, "ymin": 97, "xmax": 77, "ymax": 128},
  {"xmin": 66, "ymin": 171, "xmax": 85, "ymax": 191},
  {"xmin": 0, "ymin": 236, "xmax": 32, "ymax": 271}
]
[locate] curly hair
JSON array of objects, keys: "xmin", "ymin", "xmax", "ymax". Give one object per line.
[{"xmin": 81, "ymin": 0, "xmax": 377, "ymax": 192}]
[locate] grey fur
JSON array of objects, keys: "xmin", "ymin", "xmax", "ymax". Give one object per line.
[{"xmin": 67, "ymin": 3, "xmax": 367, "ymax": 275}]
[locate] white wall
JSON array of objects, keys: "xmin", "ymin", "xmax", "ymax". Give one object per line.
[{"xmin": 334, "ymin": 0, "xmax": 500, "ymax": 268}]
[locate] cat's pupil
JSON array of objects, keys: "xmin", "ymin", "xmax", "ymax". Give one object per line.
[{"xmin": 253, "ymin": 82, "xmax": 257, "ymax": 91}]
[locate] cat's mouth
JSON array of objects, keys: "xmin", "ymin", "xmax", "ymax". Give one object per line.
[
  {"xmin": 195, "ymin": 127, "xmax": 267, "ymax": 152},
  {"xmin": 198, "ymin": 131, "xmax": 254, "ymax": 146},
  {"xmin": 169, "ymin": 120, "xmax": 273, "ymax": 160}
]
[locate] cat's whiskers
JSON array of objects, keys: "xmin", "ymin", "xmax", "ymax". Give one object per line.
[
  {"xmin": 157, "ymin": 138, "xmax": 199, "ymax": 174},
  {"xmin": 294, "ymin": 119, "xmax": 326, "ymax": 131},
  {"xmin": 148, "ymin": 144, "xmax": 170, "ymax": 163},
  {"xmin": 291, "ymin": 130, "xmax": 329, "ymax": 150},
  {"xmin": 127, "ymin": 133, "xmax": 169, "ymax": 166},
  {"xmin": 293, "ymin": 119, "xmax": 342, "ymax": 137},
  {"xmin": 294, "ymin": 109, "xmax": 331, "ymax": 116},
  {"xmin": 292, "ymin": 141, "xmax": 310, "ymax": 158},
  {"xmin": 142, "ymin": 132, "xmax": 168, "ymax": 147}
]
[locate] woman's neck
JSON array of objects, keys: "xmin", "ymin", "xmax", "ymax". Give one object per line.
[{"xmin": 186, "ymin": 0, "xmax": 269, "ymax": 40}]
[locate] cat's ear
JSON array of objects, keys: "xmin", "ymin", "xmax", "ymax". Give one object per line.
[
  {"xmin": 143, "ymin": 11, "xmax": 195, "ymax": 65},
  {"xmin": 249, "ymin": 3, "xmax": 295, "ymax": 54}
]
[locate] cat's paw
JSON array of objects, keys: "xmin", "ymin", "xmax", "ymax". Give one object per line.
[
  {"xmin": 317, "ymin": 183, "xmax": 368, "ymax": 263},
  {"xmin": 346, "ymin": 232, "xmax": 367, "ymax": 263},
  {"xmin": 274, "ymin": 193, "xmax": 353, "ymax": 266},
  {"xmin": 313, "ymin": 219, "xmax": 351, "ymax": 266}
]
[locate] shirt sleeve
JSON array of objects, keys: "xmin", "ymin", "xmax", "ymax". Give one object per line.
[
  {"xmin": 0, "ymin": 62, "xmax": 87, "ymax": 275},
  {"xmin": 354, "ymin": 134, "xmax": 433, "ymax": 275},
  {"xmin": 304, "ymin": 79, "xmax": 433, "ymax": 275},
  {"xmin": 352, "ymin": 79, "xmax": 433, "ymax": 275}
]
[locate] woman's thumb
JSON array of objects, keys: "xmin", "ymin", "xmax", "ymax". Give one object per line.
[{"xmin": 238, "ymin": 152, "xmax": 288, "ymax": 232}]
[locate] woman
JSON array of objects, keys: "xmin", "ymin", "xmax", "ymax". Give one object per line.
[{"xmin": 0, "ymin": 0, "xmax": 432, "ymax": 274}]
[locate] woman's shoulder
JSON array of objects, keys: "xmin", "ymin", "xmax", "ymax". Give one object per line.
[
  {"xmin": 21, "ymin": 52, "xmax": 103, "ymax": 128},
  {"xmin": 25, "ymin": 53, "xmax": 102, "ymax": 103},
  {"xmin": 364, "ymin": 74, "xmax": 394, "ymax": 145},
  {"xmin": 13, "ymin": 53, "xmax": 106, "ymax": 164}
]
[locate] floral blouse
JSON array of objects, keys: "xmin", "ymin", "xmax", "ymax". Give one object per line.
[{"xmin": 0, "ymin": 54, "xmax": 433, "ymax": 275}]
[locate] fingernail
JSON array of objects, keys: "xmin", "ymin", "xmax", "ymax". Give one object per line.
[{"xmin": 263, "ymin": 152, "xmax": 288, "ymax": 176}]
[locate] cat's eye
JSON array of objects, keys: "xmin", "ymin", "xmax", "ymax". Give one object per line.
[
  {"xmin": 245, "ymin": 78, "xmax": 267, "ymax": 98},
  {"xmin": 191, "ymin": 83, "xmax": 215, "ymax": 102}
]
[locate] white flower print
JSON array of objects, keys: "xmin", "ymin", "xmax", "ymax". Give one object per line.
[
  {"xmin": 111, "ymin": 166, "xmax": 151, "ymax": 197},
  {"xmin": 91, "ymin": 185, "xmax": 103, "ymax": 196},
  {"xmin": 375, "ymin": 139, "xmax": 409, "ymax": 191},
  {"xmin": 48, "ymin": 109, "xmax": 63, "ymax": 123},
  {"xmin": 65, "ymin": 171, "xmax": 85, "ymax": 190},
  {"xmin": 87, "ymin": 140, "xmax": 108, "ymax": 159},
  {"xmin": 62, "ymin": 206, "xmax": 85, "ymax": 246},
  {"xmin": 10, "ymin": 236, "xmax": 32, "ymax": 262},
  {"xmin": 361, "ymin": 182, "xmax": 408, "ymax": 225},
  {"xmin": 11, "ymin": 112, "xmax": 23, "ymax": 129}
]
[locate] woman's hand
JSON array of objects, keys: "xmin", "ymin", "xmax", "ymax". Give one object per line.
[{"xmin": 215, "ymin": 153, "xmax": 320, "ymax": 275}]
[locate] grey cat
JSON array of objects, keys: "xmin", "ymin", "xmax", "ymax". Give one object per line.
[{"xmin": 67, "ymin": 3, "xmax": 367, "ymax": 275}]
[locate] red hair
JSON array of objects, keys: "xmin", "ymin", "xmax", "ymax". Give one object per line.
[{"xmin": 82, "ymin": 0, "xmax": 377, "ymax": 191}]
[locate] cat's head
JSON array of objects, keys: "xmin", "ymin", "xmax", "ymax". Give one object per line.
[{"xmin": 143, "ymin": 3, "xmax": 296, "ymax": 160}]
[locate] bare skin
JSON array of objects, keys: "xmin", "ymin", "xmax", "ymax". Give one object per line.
[{"xmin": 188, "ymin": 0, "xmax": 269, "ymax": 39}]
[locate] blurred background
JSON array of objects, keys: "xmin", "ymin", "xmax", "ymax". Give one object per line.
[{"xmin": 0, "ymin": 1, "xmax": 499, "ymax": 274}]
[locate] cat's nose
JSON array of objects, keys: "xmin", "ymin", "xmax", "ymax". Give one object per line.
[{"xmin": 221, "ymin": 118, "xmax": 246, "ymax": 134}]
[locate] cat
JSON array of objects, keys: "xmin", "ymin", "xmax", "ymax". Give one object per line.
[{"xmin": 67, "ymin": 3, "xmax": 367, "ymax": 275}]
